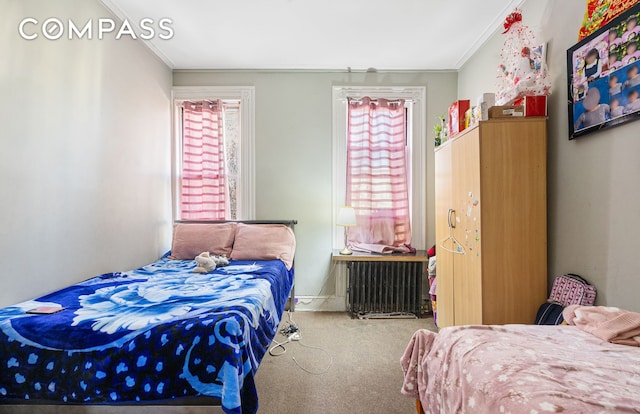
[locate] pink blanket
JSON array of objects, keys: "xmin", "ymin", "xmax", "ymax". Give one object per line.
[
  {"xmin": 563, "ymin": 305, "xmax": 640, "ymax": 346},
  {"xmin": 400, "ymin": 329, "xmax": 436, "ymax": 400},
  {"xmin": 401, "ymin": 325, "xmax": 640, "ymax": 413}
]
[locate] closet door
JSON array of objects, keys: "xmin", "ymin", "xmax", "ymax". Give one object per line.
[
  {"xmin": 434, "ymin": 143, "xmax": 455, "ymax": 327},
  {"xmin": 451, "ymin": 129, "xmax": 483, "ymax": 325},
  {"xmin": 479, "ymin": 120, "xmax": 548, "ymax": 324}
]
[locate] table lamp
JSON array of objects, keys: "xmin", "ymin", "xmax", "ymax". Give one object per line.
[{"xmin": 337, "ymin": 206, "xmax": 357, "ymax": 255}]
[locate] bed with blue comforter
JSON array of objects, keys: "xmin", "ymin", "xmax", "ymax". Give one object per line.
[{"xmin": 0, "ymin": 254, "xmax": 293, "ymax": 414}]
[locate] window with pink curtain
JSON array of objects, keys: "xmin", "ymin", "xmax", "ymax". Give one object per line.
[
  {"xmin": 346, "ymin": 97, "xmax": 412, "ymax": 251},
  {"xmin": 179, "ymin": 100, "xmax": 229, "ymax": 220}
]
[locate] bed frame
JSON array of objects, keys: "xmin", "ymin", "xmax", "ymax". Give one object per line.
[
  {"xmin": 0, "ymin": 403, "xmax": 225, "ymax": 414},
  {"xmin": 0, "ymin": 219, "xmax": 298, "ymax": 414}
]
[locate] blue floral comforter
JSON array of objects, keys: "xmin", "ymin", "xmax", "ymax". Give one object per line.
[{"xmin": 0, "ymin": 255, "xmax": 293, "ymax": 414}]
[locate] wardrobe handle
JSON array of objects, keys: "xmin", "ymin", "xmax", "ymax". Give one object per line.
[{"xmin": 448, "ymin": 209, "xmax": 455, "ymax": 229}]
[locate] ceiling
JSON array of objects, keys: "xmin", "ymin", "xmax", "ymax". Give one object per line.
[{"xmin": 101, "ymin": 0, "xmax": 524, "ymax": 71}]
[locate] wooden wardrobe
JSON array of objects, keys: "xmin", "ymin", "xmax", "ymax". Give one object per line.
[{"xmin": 434, "ymin": 117, "xmax": 547, "ymax": 327}]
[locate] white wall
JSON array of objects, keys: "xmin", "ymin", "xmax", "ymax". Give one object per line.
[
  {"xmin": 0, "ymin": 0, "xmax": 173, "ymax": 307},
  {"xmin": 173, "ymin": 71, "xmax": 458, "ymax": 301},
  {"xmin": 458, "ymin": 0, "xmax": 640, "ymax": 311}
]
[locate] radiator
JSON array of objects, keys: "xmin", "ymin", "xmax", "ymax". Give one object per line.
[{"xmin": 348, "ymin": 261, "xmax": 423, "ymax": 318}]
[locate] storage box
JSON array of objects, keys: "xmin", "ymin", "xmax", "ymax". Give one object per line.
[
  {"xmin": 488, "ymin": 105, "xmax": 524, "ymax": 119},
  {"xmin": 448, "ymin": 99, "xmax": 470, "ymax": 136},
  {"xmin": 476, "ymin": 93, "xmax": 496, "ymax": 121},
  {"xmin": 512, "ymin": 95, "xmax": 547, "ymax": 117}
]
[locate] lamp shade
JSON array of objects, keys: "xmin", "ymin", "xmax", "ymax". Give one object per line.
[{"xmin": 337, "ymin": 206, "xmax": 357, "ymax": 227}]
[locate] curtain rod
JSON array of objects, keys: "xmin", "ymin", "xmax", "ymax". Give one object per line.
[
  {"xmin": 175, "ymin": 98, "xmax": 241, "ymax": 104},
  {"xmin": 342, "ymin": 98, "xmax": 414, "ymax": 104}
]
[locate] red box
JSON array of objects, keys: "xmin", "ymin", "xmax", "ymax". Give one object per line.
[
  {"xmin": 448, "ymin": 100, "xmax": 470, "ymax": 136},
  {"xmin": 512, "ymin": 95, "xmax": 547, "ymax": 117}
]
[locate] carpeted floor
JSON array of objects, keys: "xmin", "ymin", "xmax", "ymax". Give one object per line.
[{"xmin": 255, "ymin": 312, "xmax": 437, "ymax": 414}]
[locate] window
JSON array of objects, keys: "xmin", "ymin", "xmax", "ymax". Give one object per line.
[
  {"xmin": 332, "ymin": 86, "xmax": 426, "ymax": 249},
  {"xmin": 222, "ymin": 101, "xmax": 241, "ymax": 219},
  {"xmin": 172, "ymin": 86, "xmax": 255, "ymax": 221}
]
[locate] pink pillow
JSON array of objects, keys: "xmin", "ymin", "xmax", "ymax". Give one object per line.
[
  {"xmin": 170, "ymin": 222, "xmax": 237, "ymax": 260},
  {"xmin": 230, "ymin": 224, "xmax": 296, "ymax": 270}
]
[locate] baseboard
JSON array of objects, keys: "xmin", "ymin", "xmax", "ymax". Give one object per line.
[{"xmin": 294, "ymin": 295, "xmax": 347, "ymax": 312}]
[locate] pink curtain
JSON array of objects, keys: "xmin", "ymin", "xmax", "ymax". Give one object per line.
[
  {"xmin": 346, "ymin": 97, "xmax": 412, "ymax": 249},
  {"xmin": 180, "ymin": 100, "xmax": 228, "ymax": 220}
]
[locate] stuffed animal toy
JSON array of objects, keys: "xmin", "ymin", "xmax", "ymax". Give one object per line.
[
  {"xmin": 193, "ymin": 252, "xmax": 216, "ymax": 273},
  {"xmin": 213, "ymin": 255, "xmax": 229, "ymax": 267},
  {"xmin": 193, "ymin": 252, "xmax": 230, "ymax": 273}
]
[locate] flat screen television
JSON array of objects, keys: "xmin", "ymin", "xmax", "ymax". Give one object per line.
[{"xmin": 567, "ymin": 3, "xmax": 640, "ymax": 139}]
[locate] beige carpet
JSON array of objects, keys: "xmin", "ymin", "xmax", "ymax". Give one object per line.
[{"xmin": 255, "ymin": 312, "xmax": 436, "ymax": 414}]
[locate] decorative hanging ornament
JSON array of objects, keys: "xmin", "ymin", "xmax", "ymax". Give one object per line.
[
  {"xmin": 503, "ymin": 10, "xmax": 523, "ymax": 33},
  {"xmin": 496, "ymin": 8, "xmax": 552, "ymax": 105}
]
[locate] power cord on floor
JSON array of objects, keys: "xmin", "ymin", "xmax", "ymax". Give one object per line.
[
  {"xmin": 268, "ymin": 311, "xmax": 299, "ymax": 357},
  {"xmin": 292, "ymin": 340, "xmax": 333, "ymax": 375},
  {"xmin": 268, "ymin": 311, "xmax": 333, "ymax": 375},
  {"xmin": 268, "ymin": 335, "xmax": 293, "ymax": 357}
]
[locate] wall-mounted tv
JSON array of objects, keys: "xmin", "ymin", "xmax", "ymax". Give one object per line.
[{"xmin": 568, "ymin": 3, "xmax": 640, "ymax": 139}]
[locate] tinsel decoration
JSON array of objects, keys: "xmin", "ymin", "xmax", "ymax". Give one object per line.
[{"xmin": 496, "ymin": 9, "xmax": 552, "ymax": 105}]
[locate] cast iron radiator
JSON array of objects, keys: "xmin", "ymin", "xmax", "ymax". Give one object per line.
[{"xmin": 348, "ymin": 261, "xmax": 423, "ymax": 318}]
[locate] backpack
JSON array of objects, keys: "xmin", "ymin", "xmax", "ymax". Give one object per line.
[
  {"xmin": 535, "ymin": 302, "xmax": 565, "ymax": 325},
  {"xmin": 548, "ymin": 274, "xmax": 596, "ymax": 307}
]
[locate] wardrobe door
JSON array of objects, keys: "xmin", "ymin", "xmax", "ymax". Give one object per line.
[
  {"xmin": 452, "ymin": 129, "xmax": 483, "ymax": 325},
  {"xmin": 434, "ymin": 142, "xmax": 455, "ymax": 327},
  {"xmin": 479, "ymin": 120, "xmax": 548, "ymax": 324}
]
